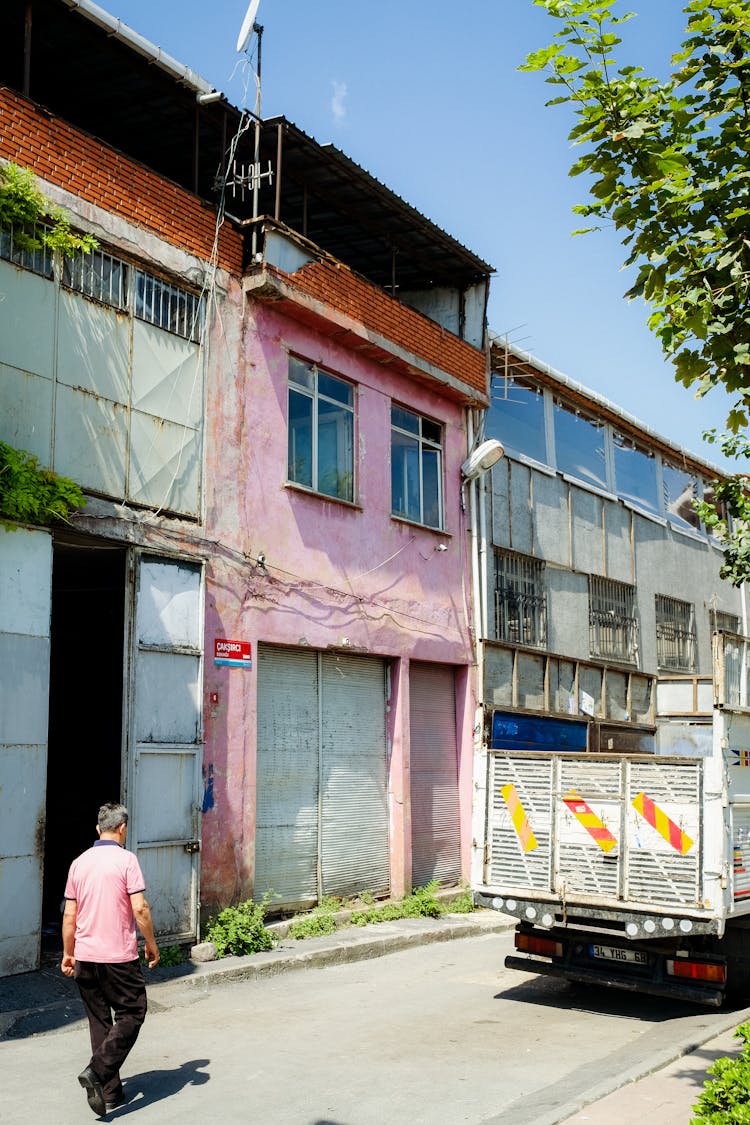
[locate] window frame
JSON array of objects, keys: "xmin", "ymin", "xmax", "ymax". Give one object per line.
[
  {"xmin": 655, "ymin": 594, "xmax": 697, "ymax": 672},
  {"xmin": 287, "ymin": 357, "xmax": 356, "ymax": 503},
  {"xmin": 588, "ymin": 576, "xmax": 639, "ymax": 665},
  {"xmin": 494, "ymin": 549, "xmax": 547, "ymax": 649},
  {"xmin": 390, "ymin": 404, "xmax": 444, "ymax": 530}
]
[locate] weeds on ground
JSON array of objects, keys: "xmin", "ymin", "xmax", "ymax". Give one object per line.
[
  {"xmin": 202, "ymin": 896, "xmax": 276, "ymax": 958},
  {"xmin": 286, "ymin": 882, "xmax": 476, "ymax": 940},
  {"xmin": 692, "ymin": 1021, "xmax": 750, "ymax": 1123},
  {"xmin": 154, "ymin": 944, "xmax": 184, "ymax": 967}
]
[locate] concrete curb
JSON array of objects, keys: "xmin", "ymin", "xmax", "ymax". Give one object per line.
[{"xmin": 158, "ymin": 910, "xmax": 516, "ymax": 996}]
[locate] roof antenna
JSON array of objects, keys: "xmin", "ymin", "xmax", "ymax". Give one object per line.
[{"xmin": 236, "ymin": 0, "xmax": 267, "ymax": 259}]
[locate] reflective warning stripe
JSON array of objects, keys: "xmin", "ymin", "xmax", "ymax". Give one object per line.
[
  {"xmin": 631, "ymin": 791, "xmax": 694, "ymax": 855},
  {"xmin": 562, "ymin": 789, "xmax": 618, "ymax": 853},
  {"xmin": 731, "ymin": 749, "xmax": 750, "ymax": 767},
  {"xmin": 500, "ymin": 783, "xmax": 538, "ymax": 853}
]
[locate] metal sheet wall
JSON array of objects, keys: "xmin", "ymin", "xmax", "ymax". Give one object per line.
[
  {"xmin": 0, "ymin": 527, "xmax": 52, "ymax": 975},
  {"xmin": 409, "ymin": 662, "xmax": 461, "ymax": 888},
  {"xmin": 255, "ymin": 645, "xmax": 389, "ymax": 909}
]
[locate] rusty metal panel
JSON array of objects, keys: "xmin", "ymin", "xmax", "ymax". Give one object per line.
[
  {"xmin": 0, "ymin": 260, "xmax": 55, "ymax": 378},
  {"xmin": 0, "ymin": 362, "xmax": 53, "ymax": 464},
  {"xmin": 57, "ymin": 289, "xmax": 130, "ymax": 403},
  {"xmin": 0, "ymin": 527, "xmax": 52, "ymax": 976},
  {"xmin": 132, "ymin": 322, "xmax": 202, "ymax": 428},
  {"xmin": 128, "ymin": 411, "xmax": 201, "ymax": 517},
  {"xmin": 53, "ymin": 383, "xmax": 128, "ymax": 497}
]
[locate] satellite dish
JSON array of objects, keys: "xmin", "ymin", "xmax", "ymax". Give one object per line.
[{"xmin": 236, "ymin": 0, "xmax": 261, "ymax": 52}]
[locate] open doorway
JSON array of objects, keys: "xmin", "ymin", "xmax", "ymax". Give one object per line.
[{"xmin": 41, "ymin": 540, "xmax": 127, "ymax": 949}]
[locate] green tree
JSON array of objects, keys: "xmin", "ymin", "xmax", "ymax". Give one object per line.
[{"xmin": 522, "ymin": 0, "xmax": 750, "ymax": 584}]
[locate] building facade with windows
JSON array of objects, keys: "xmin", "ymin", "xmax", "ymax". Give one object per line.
[
  {"xmin": 476, "ymin": 339, "xmax": 743, "ymax": 763},
  {"xmin": 0, "ymin": 0, "xmax": 492, "ymax": 974},
  {"xmin": 201, "ymin": 119, "xmax": 492, "ymax": 915}
]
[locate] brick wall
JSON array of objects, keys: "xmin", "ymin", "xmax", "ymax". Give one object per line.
[
  {"xmin": 0, "ymin": 87, "xmax": 243, "ymax": 275},
  {"xmin": 285, "ymin": 258, "xmax": 488, "ymax": 398}
]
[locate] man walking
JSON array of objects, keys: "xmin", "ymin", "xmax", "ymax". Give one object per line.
[{"xmin": 61, "ymin": 802, "xmax": 160, "ymax": 1116}]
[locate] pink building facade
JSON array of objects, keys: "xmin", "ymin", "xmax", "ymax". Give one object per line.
[{"xmin": 200, "ymin": 172, "xmax": 492, "ymax": 913}]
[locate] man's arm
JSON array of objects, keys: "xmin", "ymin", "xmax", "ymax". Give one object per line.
[
  {"xmin": 129, "ymin": 891, "xmax": 160, "ymax": 968},
  {"xmin": 61, "ymin": 899, "xmax": 77, "ymax": 977}
]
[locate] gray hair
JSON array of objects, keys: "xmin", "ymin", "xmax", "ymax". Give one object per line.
[{"xmin": 97, "ymin": 802, "xmax": 129, "ymax": 832}]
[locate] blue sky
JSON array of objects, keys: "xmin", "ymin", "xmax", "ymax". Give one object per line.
[{"xmin": 107, "ymin": 0, "xmax": 738, "ymax": 472}]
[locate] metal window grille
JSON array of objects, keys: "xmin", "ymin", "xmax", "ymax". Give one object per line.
[
  {"xmin": 495, "ymin": 551, "xmax": 547, "ymax": 647},
  {"xmin": 62, "ymin": 248, "xmax": 127, "ymax": 309},
  {"xmin": 655, "ymin": 594, "xmax": 696, "ymax": 672},
  {"xmin": 134, "ymin": 269, "xmax": 203, "ymax": 343},
  {"xmin": 0, "ymin": 221, "xmax": 54, "ymax": 278},
  {"xmin": 712, "ymin": 609, "xmax": 740, "ymax": 634},
  {"xmin": 589, "ymin": 576, "xmax": 638, "ymax": 663}
]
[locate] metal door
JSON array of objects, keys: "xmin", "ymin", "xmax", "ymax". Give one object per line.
[
  {"xmin": 321, "ymin": 652, "xmax": 389, "ymax": 898},
  {"xmin": 0, "ymin": 527, "xmax": 52, "ymax": 975},
  {"xmin": 410, "ymin": 662, "xmax": 461, "ymax": 888},
  {"xmin": 255, "ymin": 645, "xmax": 389, "ymax": 908},
  {"xmin": 255, "ymin": 645, "xmax": 320, "ymax": 909},
  {"xmin": 128, "ymin": 554, "xmax": 203, "ymax": 942}
]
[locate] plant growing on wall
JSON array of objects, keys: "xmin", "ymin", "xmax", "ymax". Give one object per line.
[
  {"xmin": 0, "ymin": 442, "xmax": 85, "ymax": 531},
  {"xmin": 0, "ymin": 161, "xmax": 98, "ymax": 257}
]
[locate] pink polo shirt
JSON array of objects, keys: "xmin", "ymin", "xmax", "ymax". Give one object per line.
[{"xmin": 64, "ymin": 841, "xmax": 146, "ymax": 963}]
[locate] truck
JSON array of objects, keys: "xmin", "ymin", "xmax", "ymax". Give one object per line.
[{"xmin": 472, "ymin": 632, "xmax": 750, "ymax": 1006}]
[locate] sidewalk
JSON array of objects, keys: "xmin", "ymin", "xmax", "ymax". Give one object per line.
[{"xmin": 1, "ymin": 907, "xmax": 745, "ymax": 1123}]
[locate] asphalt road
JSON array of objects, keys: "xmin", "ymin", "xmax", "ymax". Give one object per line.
[{"xmin": 2, "ymin": 929, "xmax": 747, "ymax": 1125}]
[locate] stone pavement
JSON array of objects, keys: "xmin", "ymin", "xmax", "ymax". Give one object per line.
[{"xmin": 0, "ymin": 907, "xmax": 745, "ymax": 1123}]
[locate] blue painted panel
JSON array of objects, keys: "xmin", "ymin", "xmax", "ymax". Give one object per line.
[{"xmin": 491, "ymin": 711, "xmax": 587, "ymax": 753}]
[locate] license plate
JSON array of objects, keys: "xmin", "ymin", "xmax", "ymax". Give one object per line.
[{"xmin": 590, "ymin": 943, "xmax": 648, "ymax": 965}]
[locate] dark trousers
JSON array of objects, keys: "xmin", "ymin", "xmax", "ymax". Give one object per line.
[{"xmin": 74, "ymin": 959, "xmax": 148, "ymax": 1102}]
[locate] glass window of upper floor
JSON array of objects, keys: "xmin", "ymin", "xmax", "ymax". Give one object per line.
[
  {"xmin": 391, "ymin": 405, "xmax": 443, "ymax": 529},
  {"xmin": 613, "ymin": 432, "xmax": 659, "ymax": 515},
  {"xmin": 288, "ymin": 357, "xmax": 355, "ymax": 502},
  {"xmin": 486, "ymin": 373, "xmax": 546, "ymax": 464},
  {"xmin": 662, "ymin": 460, "xmax": 700, "ymax": 532},
  {"xmin": 553, "ymin": 398, "xmax": 607, "ymax": 490}
]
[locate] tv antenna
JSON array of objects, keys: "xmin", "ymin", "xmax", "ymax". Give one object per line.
[{"xmin": 235, "ymin": 0, "xmax": 267, "ymax": 258}]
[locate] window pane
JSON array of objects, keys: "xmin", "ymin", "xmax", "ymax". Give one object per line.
[
  {"xmin": 663, "ymin": 463, "xmax": 699, "ymax": 530},
  {"xmin": 391, "ymin": 405, "xmax": 419, "ymax": 434},
  {"xmin": 391, "ymin": 431, "xmax": 420, "ymax": 521},
  {"xmin": 289, "ymin": 357, "xmax": 314, "ymax": 391},
  {"xmin": 517, "ymin": 652, "xmax": 545, "ymax": 710},
  {"xmin": 614, "ymin": 433, "xmax": 658, "ymax": 514},
  {"xmin": 421, "ymin": 417, "xmax": 442, "ymax": 445},
  {"xmin": 318, "ymin": 398, "xmax": 353, "ymax": 501},
  {"xmin": 554, "ymin": 399, "xmax": 608, "ymax": 489},
  {"xmin": 630, "ymin": 675, "xmax": 653, "ymax": 723},
  {"xmin": 318, "ymin": 370, "xmax": 352, "ymax": 407},
  {"xmin": 422, "ymin": 447, "xmax": 441, "ymax": 528},
  {"xmin": 579, "ymin": 665, "xmax": 603, "ymax": 717},
  {"xmin": 606, "ymin": 670, "xmax": 629, "ymax": 721},
  {"xmin": 288, "ymin": 389, "xmax": 313, "ymax": 487},
  {"xmin": 487, "ymin": 375, "xmax": 546, "ymax": 463}
]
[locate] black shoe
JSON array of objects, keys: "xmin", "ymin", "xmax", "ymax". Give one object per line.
[
  {"xmin": 78, "ymin": 1066, "xmax": 106, "ymax": 1116},
  {"xmin": 105, "ymin": 1092, "xmax": 126, "ymax": 1113}
]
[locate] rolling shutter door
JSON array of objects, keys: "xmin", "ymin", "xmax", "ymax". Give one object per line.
[
  {"xmin": 410, "ymin": 663, "xmax": 461, "ymax": 888},
  {"xmin": 255, "ymin": 645, "xmax": 319, "ymax": 909},
  {"xmin": 321, "ymin": 652, "xmax": 389, "ymax": 898}
]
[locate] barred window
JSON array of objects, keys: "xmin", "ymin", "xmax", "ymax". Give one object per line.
[
  {"xmin": 495, "ymin": 551, "xmax": 546, "ymax": 647},
  {"xmin": 711, "ymin": 609, "xmax": 740, "ymax": 634},
  {"xmin": 134, "ymin": 270, "xmax": 203, "ymax": 342},
  {"xmin": 589, "ymin": 576, "xmax": 638, "ymax": 663},
  {"xmin": 0, "ymin": 221, "xmax": 54, "ymax": 278},
  {"xmin": 62, "ymin": 248, "xmax": 127, "ymax": 309},
  {"xmin": 655, "ymin": 594, "xmax": 696, "ymax": 672}
]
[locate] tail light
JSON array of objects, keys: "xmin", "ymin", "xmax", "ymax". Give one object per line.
[
  {"xmin": 666, "ymin": 958, "xmax": 726, "ymax": 984},
  {"xmin": 515, "ymin": 931, "xmax": 563, "ymax": 958}
]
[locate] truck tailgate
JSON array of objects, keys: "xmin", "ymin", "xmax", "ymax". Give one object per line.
[{"xmin": 485, "ymin": 752, "xmax": 704, "ymax": 911}]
